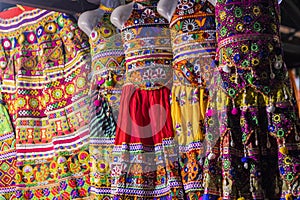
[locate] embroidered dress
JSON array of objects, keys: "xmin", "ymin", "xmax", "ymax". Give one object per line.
[
  {"xmin": 88, "ymin": 11, "xmax": 125, "ymax": 199},
  {"xmin": 111, "ymin": 0, "xmax": 184, "ymax": 199},
  {"xmin": 169, "ymin": 0, "xmax": 216, "ymax": 198},
  {"xmin": 0, "ymin": 7, "xmax": 92, "ymax": 199},
  {"xmin": 0, "ymin": 96, "xmax": 16, "ymax": 199},
  {"xmin": 203, "ymin": 1, "xmax": 300, "ymax": 199}
]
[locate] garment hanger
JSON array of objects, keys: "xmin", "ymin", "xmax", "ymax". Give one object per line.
[{"xmin": 16, "ymin": 4, "xmax": 24, "ymax": 11}]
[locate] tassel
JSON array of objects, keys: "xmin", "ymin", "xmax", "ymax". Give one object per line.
[
  {"xmin": 274, "ymin": 61, "xmax": 282, "ymax": 69},
  {"xmin": 283, "ymin": 87, "xmax": 289, "ymax": 100},
  {"xmin": 222, "ymin": 65, "xmax": 231, "ymax": 73},
  {"xmin": 230, "ymin": 140, "xmax": 235, "ymax": 147},
  {"xmin": 97, "ymin": 79, "xmax": 105, "ymax": 86},
  {"xmin": 231, "ymin": 100, "xmax": 238, "ymax": 115},
  {"xmin": 207, "ymin": 109, "xmax": 214, "ymax": 117},
  {"xmin": 266, "ymin": 133, "xmax": 271, "ymax": 148},
  {"xmin": 94, "ymin": 91, "xmax": 101, "ymax": 107},
  {"xmin": 279, "ymin": 147, "xmax": 288, "ymax": 155},
  {"xmin": 295, "ymin": 124, "xmax": 300, "ymax": 141},
  {"xmin": 105, "ymin": 78, "xmax": 113, "ymax": 87},
  {"xmin": 269, "ymin": 62, "xmax": 275, "ymax": 79},
  {"xmin": 94, "ymin": 99, "xmax": 101, "ymax": 106},
  {"xmin": 285, "ymin": 194, "xmax": 293, "ymax": 200},
  {"xmin": 241, "ymin": 157, "xmax": 249, "ymax": 169},
  {"xmin": 208, "ymin": 152, "xmax": 216, "ymax": 160},
  {"xmin": 235, "ymin": 69, "xmax": 239, "ymax": 84},
  {"xmin": 274, "ymin": 55, "xmax": 282, "ymax": 69},
  {"xmin": 267, "ymin": 96, "xmax": 275, "ymax": 113},
  {"xmin": 255, "ymin": 130, "xmax": 259, "ymax": 146},
  {"xmin": 242, "ymin": 146, "xmax": 249, "ymax": 169},
  {"xmin": 266, "ymin": 105, "xmax": 275, "ymax": 113},
  {"xmin": 229, "ymin": 130, "xmax": 235, "ymax": 147}
]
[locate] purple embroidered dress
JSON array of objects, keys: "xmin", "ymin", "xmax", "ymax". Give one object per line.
[{"xmin": 203, "ymin": 0, "xmax": 300, "ymax": 199}]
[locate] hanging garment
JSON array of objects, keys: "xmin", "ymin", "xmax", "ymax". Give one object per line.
[
  {"xmin": 88, "ymin": 11, "xmax": 125, "ymax": 199},
  {"xmin": 203, "ymin": 0, "xmax": 300, "ymax": 199},
  {"xmin": 0, "ymin": 96, "xmax": 16, "ymax": 200},
  {"xmin": 0, "ymin": 7, "xmax": 92, "ymax": 199},
  {"xmin": 169, "ymin": 0, "xmax": 216, "ymax": 198},
  {"xmin": 111, "ymin": 0, "xmax": 184, "ymax": 199}
]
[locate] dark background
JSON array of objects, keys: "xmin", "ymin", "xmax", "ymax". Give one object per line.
[{"xmin": 280, "ymin": 0, "xmax": 300, "ymax": 69}]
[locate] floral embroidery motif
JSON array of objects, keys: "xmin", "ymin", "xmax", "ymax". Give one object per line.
[{"xmin": 121, "ymin": 1, "xmax": 173, "ymax": 90}]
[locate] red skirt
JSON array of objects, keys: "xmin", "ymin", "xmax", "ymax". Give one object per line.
[
  {"xmin": 115, "ymin": 84, "xmax": 174, "ymax": 145},
  {"xmin": 111, "ymin": 84, "xmax": 184, "ymax": 199}
]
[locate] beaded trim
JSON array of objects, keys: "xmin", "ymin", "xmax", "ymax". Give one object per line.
[{"xmin": 218, "ymin": 33, "xmax": 279, "ymax": 49}]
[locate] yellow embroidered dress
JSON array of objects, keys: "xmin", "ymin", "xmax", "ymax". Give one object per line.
[{"xmin": 169, "ymin": 0, "xmax": 216, "ymax": 198}]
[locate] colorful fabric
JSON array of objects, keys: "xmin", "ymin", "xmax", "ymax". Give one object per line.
[
  {"xmin": 0, "ymin": 8, "xmax": 92, "ymax": 199},
  {"xmin": 204, "ymin": 0, "xmax": 300, "ymax": 199},
  {"xmin": 170, "ymin": 0, "xmax": 216, "ymax": 87},
  {"xmin": 121, "ymin": 1, "xmax": 173, "ymax": 90},
  {"xmin": 169, "ymin": 0, "xmax": 216, "ymax": 198},
  {"xmin": 88, "ymin": 11, "xmax": 125, "ymax": 199},
  {"xmin": 89, "ymin": 12, "xmax": 125, "ymax": 121},
  {"xmin": 111, "ymin": 0, "xmax": 184, "ymax": 199},
  {"xmin": 112, "ymin": 85, "xmax": 183, "ymax": 199},
  {"xmin": 89, "ymin": 91, "xmax": 116, "ymax": 200},
  {"xmin": 0, "ymin": 99, "xmax": 16, "ymax": 200},
  {"xmin": 170, "ymin": 86, "xmax": 207, "ymax": 199}
]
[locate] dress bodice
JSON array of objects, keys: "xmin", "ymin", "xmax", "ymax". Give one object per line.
[
  {"xmin": 170, "ymin": 0, "xmax": 216, "ymax": 87},
  {"xmin": 89, "ymin": 12, "xmax": 125, "ymax": 118},
  {"xmin": 89, "ymin": 12, "xmax": 125, "ymax": 91},
  {"xmin": 121, "ymin": 0, "xmax": 173, "ymax": 90},
  {"xmin": 215, "ymin": 0, "xmax": 286, "ymax": 98}
]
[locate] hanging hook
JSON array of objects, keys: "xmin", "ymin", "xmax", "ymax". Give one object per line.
[{"xmin": 16, "ymin": 4, "xmax": 25, "ymax": 11}]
